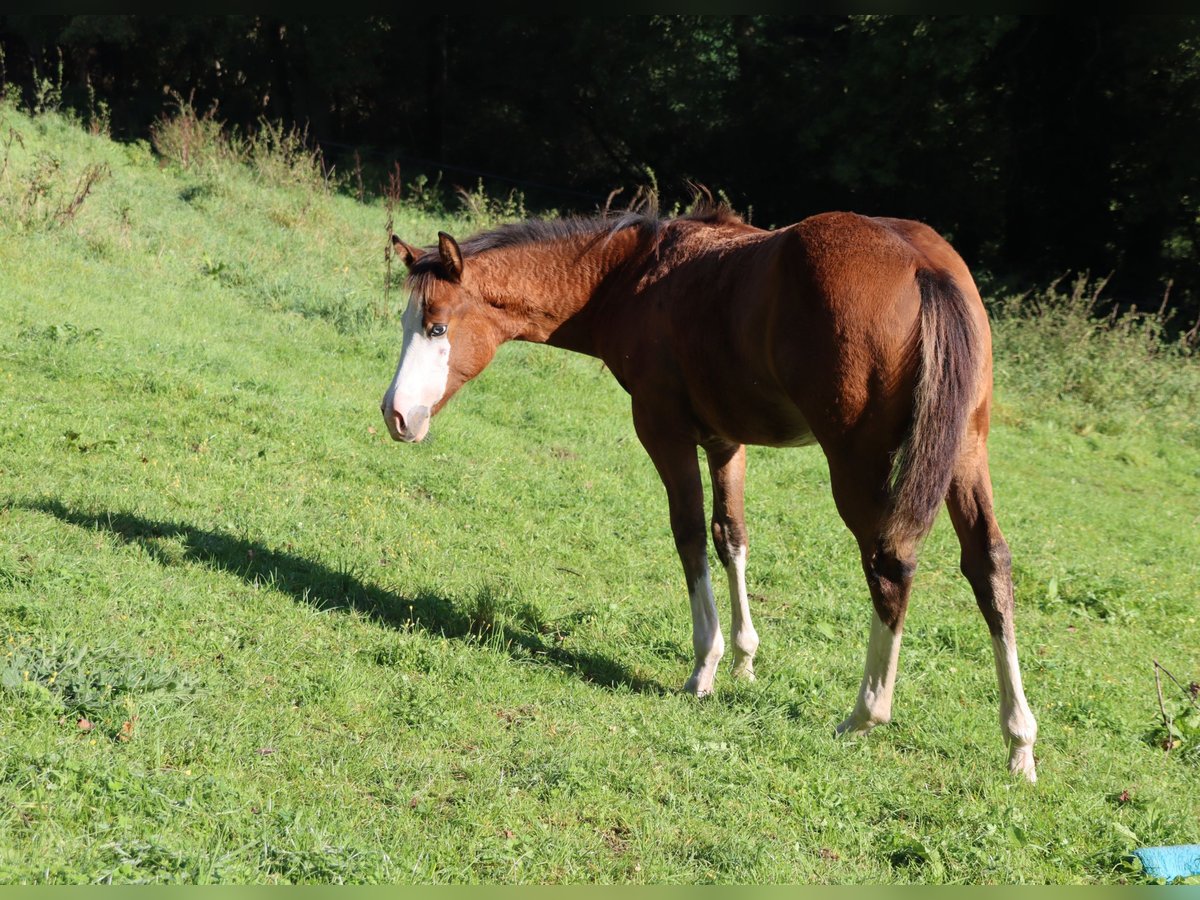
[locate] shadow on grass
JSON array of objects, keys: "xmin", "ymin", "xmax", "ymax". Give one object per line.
[{"xmin": 23, "ymin": 499, "xmax": 664, "ymax": 695}]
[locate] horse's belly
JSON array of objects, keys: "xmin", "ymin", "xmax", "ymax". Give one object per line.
[
  {"xmin": 735, "ymin": 421, "xmax": 816, "ymax": 448},
  {"xmin": 766, "ymin": 427, "xmax": 818, "ymax": 448},
  {"xmin": 699, "ymin": 392, "xmax": 815, "ymax": 448}
]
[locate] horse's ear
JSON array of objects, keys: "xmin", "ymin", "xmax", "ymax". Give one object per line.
[
  {"xmin": 391, "ymin": 234, "xmax": 423, "ymax": 269},
  {"xmin": 438, "ymin": 232, "xmax": 463, "ymax": 283}
]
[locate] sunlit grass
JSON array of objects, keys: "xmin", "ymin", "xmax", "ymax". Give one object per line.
[{"xmin": 1, "ymin": 103, "xmax": 1198, "ymax": 884}]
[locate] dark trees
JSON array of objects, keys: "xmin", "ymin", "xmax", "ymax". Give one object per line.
[{"xmin": 3, "ymin": 15, "xmax": 1197, "ymax": 316}]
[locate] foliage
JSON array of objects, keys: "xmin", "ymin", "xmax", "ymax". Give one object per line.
[
  {"xmin": 2, "ymin": 15, "xmax": 1199, "ymax": 319},
  {"xmin": 456, "ymin": 179, "xmax": 531, "ymax": 231},
  {"xmin": 243, "ymin": 118, "xmax": 334, "ymax": 193}
]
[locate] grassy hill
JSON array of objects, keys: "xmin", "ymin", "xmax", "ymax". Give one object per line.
[{"xmin": 1, "ymin": 102, "xmax": 1198, "ymax": 884}]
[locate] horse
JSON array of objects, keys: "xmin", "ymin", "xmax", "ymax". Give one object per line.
[{"xmin": 380, "ymin": 200, "xmax": 1038, "ymax": 781}]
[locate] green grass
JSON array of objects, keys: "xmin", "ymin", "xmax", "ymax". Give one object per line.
[{"xmin": 2, "ymin": 104, "xmax": 1199, "ymax": 884}]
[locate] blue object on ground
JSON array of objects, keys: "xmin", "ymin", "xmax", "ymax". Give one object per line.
[{"xmin": 1134, "ymin": 845, "xmax": 1200, "ymax": 882}]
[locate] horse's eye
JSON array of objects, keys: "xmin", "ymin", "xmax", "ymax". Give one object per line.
[{"xmin": 429, "ymin": 323, "xmax": 447, "ymax": 338}]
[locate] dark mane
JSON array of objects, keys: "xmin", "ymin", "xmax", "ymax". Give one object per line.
[{"xmin": 407, "ymin": 196, "xmax": 744, "ymax": 284}]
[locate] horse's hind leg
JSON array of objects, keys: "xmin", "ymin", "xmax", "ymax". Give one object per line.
[
  {"xmin": 705, "ymin": 442, "xmax": 759, "ymax": 679},
  {"xmin": 946, "ymin": 442, "xmax": 1038, "ymax": 781},
  {"xmin": 827, "ymin": 453, "xmax": 917, "ymax": 736}
]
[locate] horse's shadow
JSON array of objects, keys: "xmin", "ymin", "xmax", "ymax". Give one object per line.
[{"xmin": 24, "ymin": 499, "xmax": 663, "ymax": 695}]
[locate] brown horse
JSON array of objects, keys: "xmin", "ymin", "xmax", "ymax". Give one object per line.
[{"xmin": 380, "ymin": 201, "xmax": 1038, "ymax": 781}]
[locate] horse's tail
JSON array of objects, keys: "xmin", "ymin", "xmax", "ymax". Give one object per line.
[{"xmin": 885, "ymin": 267, "xmax": 982, "ymax": 547}]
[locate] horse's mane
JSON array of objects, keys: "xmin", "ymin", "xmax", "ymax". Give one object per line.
[{"xmin": 407, "ymin": 195, "xmax": 745, "ymax": 283}]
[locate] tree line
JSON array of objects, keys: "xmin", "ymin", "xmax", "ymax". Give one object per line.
[{"xmin": 3, "ymin": 15, "xmax": 1199, "ymax": 322}]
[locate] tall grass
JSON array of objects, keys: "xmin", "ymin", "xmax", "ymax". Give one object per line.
[
  {"xmin": 149, "ymin": 94, "xmax": 334, "ymax": 193},
  {"xmin": 147, "ymin": 95, "xmax": 235, "ymax": 172},
  {"xmin": 0, "ymin": 124, "xmax": 109, "ymax": 232},
  {"xmin": 989, "ymin": 275, "xmax": 1199, "ymax": 441}
]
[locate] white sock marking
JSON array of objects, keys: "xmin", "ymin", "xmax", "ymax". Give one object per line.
[
  {"xmin": 684, "ymin": 565, "xmax": 724, "ymax": 697},
  {"xmin": 726, "ymin": 546, "xmax": 758, "ymax": 679},
  {"xmin": 991, "ymin": 630, "xmax": 1038, "ymax": 782},
  {"xmin": 837, "ymin": 610, "xmax": 903, "ymax": 735}
]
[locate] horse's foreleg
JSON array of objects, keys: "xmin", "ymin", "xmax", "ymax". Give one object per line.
[
  {"xmin": 706, "ymin": 442, "xmax": 758, "ymax": 680},
  {"xmin": 634, "ymin": 408, "xmax": 724, "ymax": 697},
  {"xmin": 946, "ymin": 445, "xmax": 1038, "ymax": 782}
]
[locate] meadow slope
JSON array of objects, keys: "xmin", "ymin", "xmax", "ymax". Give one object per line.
[{"xmin": 1, "ymin": 106, "xmax": 1198, "ymax": 884}]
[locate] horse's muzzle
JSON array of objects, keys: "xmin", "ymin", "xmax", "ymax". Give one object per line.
[{"xmin": 383, "ymin": 403, "xmax": 431, "ymax": 443}]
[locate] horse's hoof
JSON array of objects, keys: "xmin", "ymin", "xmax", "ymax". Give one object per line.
[
  {"xmin": 835, "ymin": 712, "xmax": 883, "ymax": 738},
  {"xmin": 730, "ymin": 663, "xmax": 756, "ymax": 682},
  {"xmin": 1009, "ymin": 744, "xmax": 1037, "ymax": 783},
  {"xmin": 682, "ymin": 676, "xmax": 714, "ymax": 699}
]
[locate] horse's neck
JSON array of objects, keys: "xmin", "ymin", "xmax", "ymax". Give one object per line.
[{"xmin": 471, "ymin": 230, "xmax": 640, "ymax": 356}]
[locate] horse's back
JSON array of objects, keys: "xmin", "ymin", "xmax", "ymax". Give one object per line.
[
  {"xmin": 789, "ymin": 212, "xmax": 988, "ymax": 337},
  {"xmin": 617, "ymin": 211, "xmax": 990, "ymax": 451}
]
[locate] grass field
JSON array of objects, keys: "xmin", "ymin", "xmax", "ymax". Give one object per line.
[{"xmin": 1, "ymin": 103, "xmax": 1199, "ymax": 884}]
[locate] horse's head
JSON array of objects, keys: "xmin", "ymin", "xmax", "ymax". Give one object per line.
[{"xmin": 380, "ymin": 232, "xmax": 501, "ymax": 442}]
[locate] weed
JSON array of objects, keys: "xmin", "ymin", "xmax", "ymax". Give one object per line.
[
  {"xmin": 351, "ymin": 150, "xmax": 366, "ymax": 203},
  {"xmin": 991, "ymin": 274, "xmax": 1199, "ymax": 442},
  {"xmin": 149, "ymin": 95, "xmax": 336, "ymax": 197},
  {"xmin": 245, "ymin": 118, "xmax": 335, "ymax": 193},
  {"xmin": 84, "ymin": 72, "xmax": 111, "ymax": 138},
  {"xmin": 403, "ymin": 171, "xmax": 445, "ymax": 215},
  {"xmin": 384, "ymin": 163, "xmax": 401, "ymax": 315},
  {"xmin": 55, "ymin": 161, "xmax": 109, "ymax": 225},
  {"xmin": 1034, "ymin": 571, "xmax": 1135, "ymax": 623},
  {"xmin": 17, "ymin": 322, "xmax": 102, "ymax": 344},
  {"xmin": 30, "ymin": 48, "xmax": 64, "ymax": 115},
  {"xmin": 149, "ymin": 93, "xmax": 236, "ymax": 172},
  {"xmin": 0, "ymin": 139, "xmax": 109, "ymax": 232},
  {"xmin": 0, "ymin": 636, "xmax": 193, "ymax": 736},
  {"xmin": 0, "ymin": 124, "xmax": 22, "ymax": 180},
  {"xmin": 457, "ymin": 179, "xmax": 529, "ymax": 229},
  {"xmin": 1146, "ymin": 661, "xmax": 1200, "ymax": 765},
  {"xmin": 260, "ymin": 843, "xmax": 385, "ymax": 884}
]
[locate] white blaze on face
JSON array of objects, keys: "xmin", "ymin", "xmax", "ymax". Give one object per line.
[{"xmin": 381, "ymin": 291, "xmax": 450, "ymax": 442}]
